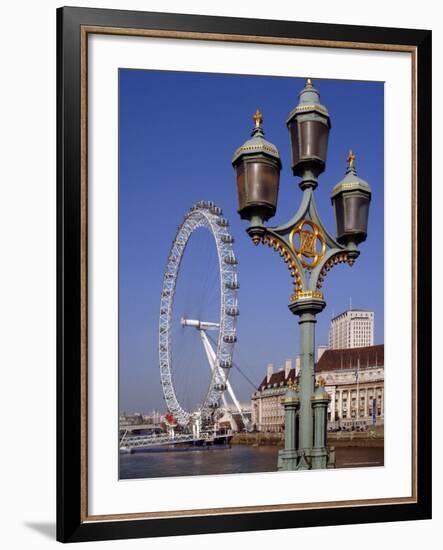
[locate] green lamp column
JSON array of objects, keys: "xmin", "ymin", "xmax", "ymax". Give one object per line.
[
  {"xmin": 285, "ymin": 78, "xmax": 330, "ymax": 469},
  {"xmin": 288, "ymin": 300, "xmax": 325, "ymax": 468},
  {"xmin": 232, "ymin": 79, "xmax": 372, "ymax": 472},
  {"xmin": 277, "ymin": 380, "xmax": 300, "ymax": 471},
  {"xmin": 311, "ymin": 377, "xmax": 331, "ymax": 469}
]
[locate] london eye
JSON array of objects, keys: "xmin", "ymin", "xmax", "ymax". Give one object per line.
[{"xmin": 158, "ymin": 201, "xmax": 248, "ymax": 430}]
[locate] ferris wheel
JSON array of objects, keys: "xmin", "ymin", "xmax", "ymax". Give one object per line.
[{"xmin": 159, "ymin": 201, "xmax": 249, "ymax": 429}]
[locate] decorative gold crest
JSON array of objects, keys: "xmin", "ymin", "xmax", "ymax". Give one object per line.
[
  {"xmin": 253, "ymin": 109, "xmax": 263, "ymax": 128},
  {"xmin": 289, "ymin": 219, "xmax": 326, "ymax": 269}
]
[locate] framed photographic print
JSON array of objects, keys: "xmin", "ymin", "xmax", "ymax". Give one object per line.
[{"xmin": 57, "ymin": 6, "xmax": 432, "ymax": 543}]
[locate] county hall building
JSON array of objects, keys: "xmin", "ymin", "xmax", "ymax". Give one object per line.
[{"xmin": 251, "ymin": 343, "xmax": 384, "ymax": 432}]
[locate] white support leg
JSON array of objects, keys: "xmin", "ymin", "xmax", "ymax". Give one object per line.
[
  {"xmin": 199, "ymin": 330, "xmax": 250, "ymax": 431},
  {"xmin": 182, "ymin": 317, "xmax": 251, "ymax": 431}
]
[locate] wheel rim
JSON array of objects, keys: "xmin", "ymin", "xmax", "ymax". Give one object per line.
[{"xmin": 159, "ymin": 201, "xmax": 239, "ymax": 426}]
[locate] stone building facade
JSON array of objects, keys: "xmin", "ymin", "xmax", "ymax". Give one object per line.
[
  {"xmin": 251, "ymin": 345, "xmax": 384, "ymax": 432},
  {"xmin": 251, "ymin": 359, "xmax": 298, "ymax": 433},
  {"xmin": 318, "ymin": 345, "xmax": 384, "ymax": 429}
]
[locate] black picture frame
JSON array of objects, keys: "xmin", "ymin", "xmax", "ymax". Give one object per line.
[{"xmin": 57, "ymin": 6, "xmax": 432, "ymax": 543}]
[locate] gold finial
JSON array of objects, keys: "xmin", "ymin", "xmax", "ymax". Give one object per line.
[
  {"xmin": 287, "ymin": 378, "xmax": 298, "ymax": 391},
  {"xmin": 347, "ymin": 149, "xmax": 356, "ymax": 168},
  {"xmin": 317, "ymin": 375, "xmax": 326, "ymax": 387},
  {"xmin": 253, "ymin": 109, "xmax": 263, "ymax": 129},
  {"xmin": 306, "ymin": 78, "xmax": 313, "ymax": 88}
]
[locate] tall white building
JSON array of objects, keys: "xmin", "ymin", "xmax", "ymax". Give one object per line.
[{"xmin": 328, "ymin": 309, "xmax": 374, "ymax": 349}]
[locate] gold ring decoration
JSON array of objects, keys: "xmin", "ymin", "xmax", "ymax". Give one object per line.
[
  {"xmin": 289, "ymin": 219, "xmax": 326, "ymax": 269},
  {"xmin": 290, "ymin": 290, "xmax": 324, "ymax": 303}
]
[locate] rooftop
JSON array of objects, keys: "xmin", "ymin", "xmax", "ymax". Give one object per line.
[
  {"xmin": 256, "ymin": 344, "xmax": 384, "ymax": 390},
  {"xmin": 257, "ymin": 368, "xmax": 297, "ymax": 391},
  {"xmin": 331, "ymin": 309, "xmax": 373, "ymax": 322},
  {"xmin": 317, "ymin": 344, "xmax": 384, "ymax": 372}
]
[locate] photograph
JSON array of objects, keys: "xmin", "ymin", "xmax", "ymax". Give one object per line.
[{"xmin": 117, "ymin": 69, "xmax": 384, "ymax": 480}]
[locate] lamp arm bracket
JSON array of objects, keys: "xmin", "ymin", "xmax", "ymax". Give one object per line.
[
  {"xmin": 308, "ymin": 193, "xmax": 344, "ymax": 250},
  {"xmin": 269, "ymin": 188, "xmax": 312, "ymax": 235},
  {"xmin": 268, "ymin": 188, "xmax": 342, "ymax": 251},
  {"xmin": 309, "ymin": 247, "xmax": 358, "ymax": 291},
  {"xmin": 257, "ymin": 228, "xmax": 308, "ymax": 292},
  {"xmin": 249, "ymin": 183, "xmax": 360, "ymax": 301}
]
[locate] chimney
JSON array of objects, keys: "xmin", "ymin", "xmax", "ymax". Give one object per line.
[
  {"xmin": 295, "ymin": 356, "xmax": 301, "ymax": 377},
  {"xmin": 285, "ymin": 359, "xmax": 292, "ymax": 379},
  {"xmin": 266, "ymin": 363, "xmax": 274, "ymax": 383}
]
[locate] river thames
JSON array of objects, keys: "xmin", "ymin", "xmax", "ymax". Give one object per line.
[{"xmin": 120, "ymin": 444, "xmax": 384, "ymax": 479}]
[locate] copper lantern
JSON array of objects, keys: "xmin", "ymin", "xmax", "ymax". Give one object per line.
[
  {"xmin": 232, "ymin": 110, "xmax": 282, "ymax": 225},
  {"xmin": 331, "ymin": 151, "xmax": 372, "ymax": 247},
  {"xmin": 286, "ymin": 79, "xmax": 331, "ymax": 182}
]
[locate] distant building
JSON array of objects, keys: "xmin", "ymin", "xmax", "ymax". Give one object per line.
[
  {"xmin": 251, "ymin": 345, "xmax": 384, "ymax": 432},
  {"xmin": 329, "ymin": 309, "xmax": 374, "ymax": 349},
  {"xmin": 251, "ymin": 357, "xmax": 300, "ymax": 432},
  {"xmin": 251, "ymin": 359, "xmax": 298, "ymax": 433},
  {"xmin": 119, "ymin": 412, "xmax": 144, "ymax": 426},
  {"xmin": 317, "ymin": 344, "xmax": 384, "ymax": 429}
]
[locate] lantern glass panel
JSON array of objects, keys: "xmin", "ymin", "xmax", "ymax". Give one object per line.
[
  {"xmin": 333, "ymin": 192, "xmax": 371, "ymax": 244},
  {"xmin": 235, "ymin": 162, "xmax": 246, "ymax": 211},
  {"xmin": 334, "ymin": 195, "xmax": 345, "ymax": 239},
  {"xmin": 299, "ymin": 120, "xmax": 329, "ymax": 162},
  {"xmin": 245, "ymin": 161, "xmax": 279, "ymax": 207},
  {"xmin": 343, "ymin": 194, "xmax": 370, "ymax": 234},
  {"xmin": 288, "ymin": 119, "xmax": 300, "ymax": 167}
]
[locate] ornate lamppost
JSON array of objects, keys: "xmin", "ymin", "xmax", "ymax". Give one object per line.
[{"xmin": 232, "ymin": 79, "xmax": 372, "ymax": 470}]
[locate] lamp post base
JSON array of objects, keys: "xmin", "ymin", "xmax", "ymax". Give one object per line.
[
  {"xmin": 277, "ymin": 449, "xmax": 299, "ymax": 471},
  {"xmin": 278, "ymin": 447, "xmax": 335, "ymax": 471},
  {"xmin": 277, "ymin": 449, "xmax": 311, "ymax": 471},
  {"xmin": 310, "ymin": 447, "xmax": 329, "ymax": 469}
]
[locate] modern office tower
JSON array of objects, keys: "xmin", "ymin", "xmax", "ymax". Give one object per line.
[{"xmin": 328, "ymin": 309, "xmax": 374, "ymax": 349}]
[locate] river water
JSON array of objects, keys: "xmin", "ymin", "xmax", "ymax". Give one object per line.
[{"xmin": 120, "ymin": 445, "xmax": 383, "ymax": 480}]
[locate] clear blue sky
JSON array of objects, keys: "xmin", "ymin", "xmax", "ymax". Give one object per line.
[{"xmin": 118, "ymin": 69, "xmax": 384, "ymax": 413}]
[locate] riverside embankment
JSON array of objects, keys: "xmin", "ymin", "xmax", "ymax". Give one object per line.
[{"xmin": 232, "ymin": 427, "xmax": 384, "ymax": 448}]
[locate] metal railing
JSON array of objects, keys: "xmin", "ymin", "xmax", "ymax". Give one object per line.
[{"xmin": 120, "ymin": 430, "xmax": 226, "ymax": 450}]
